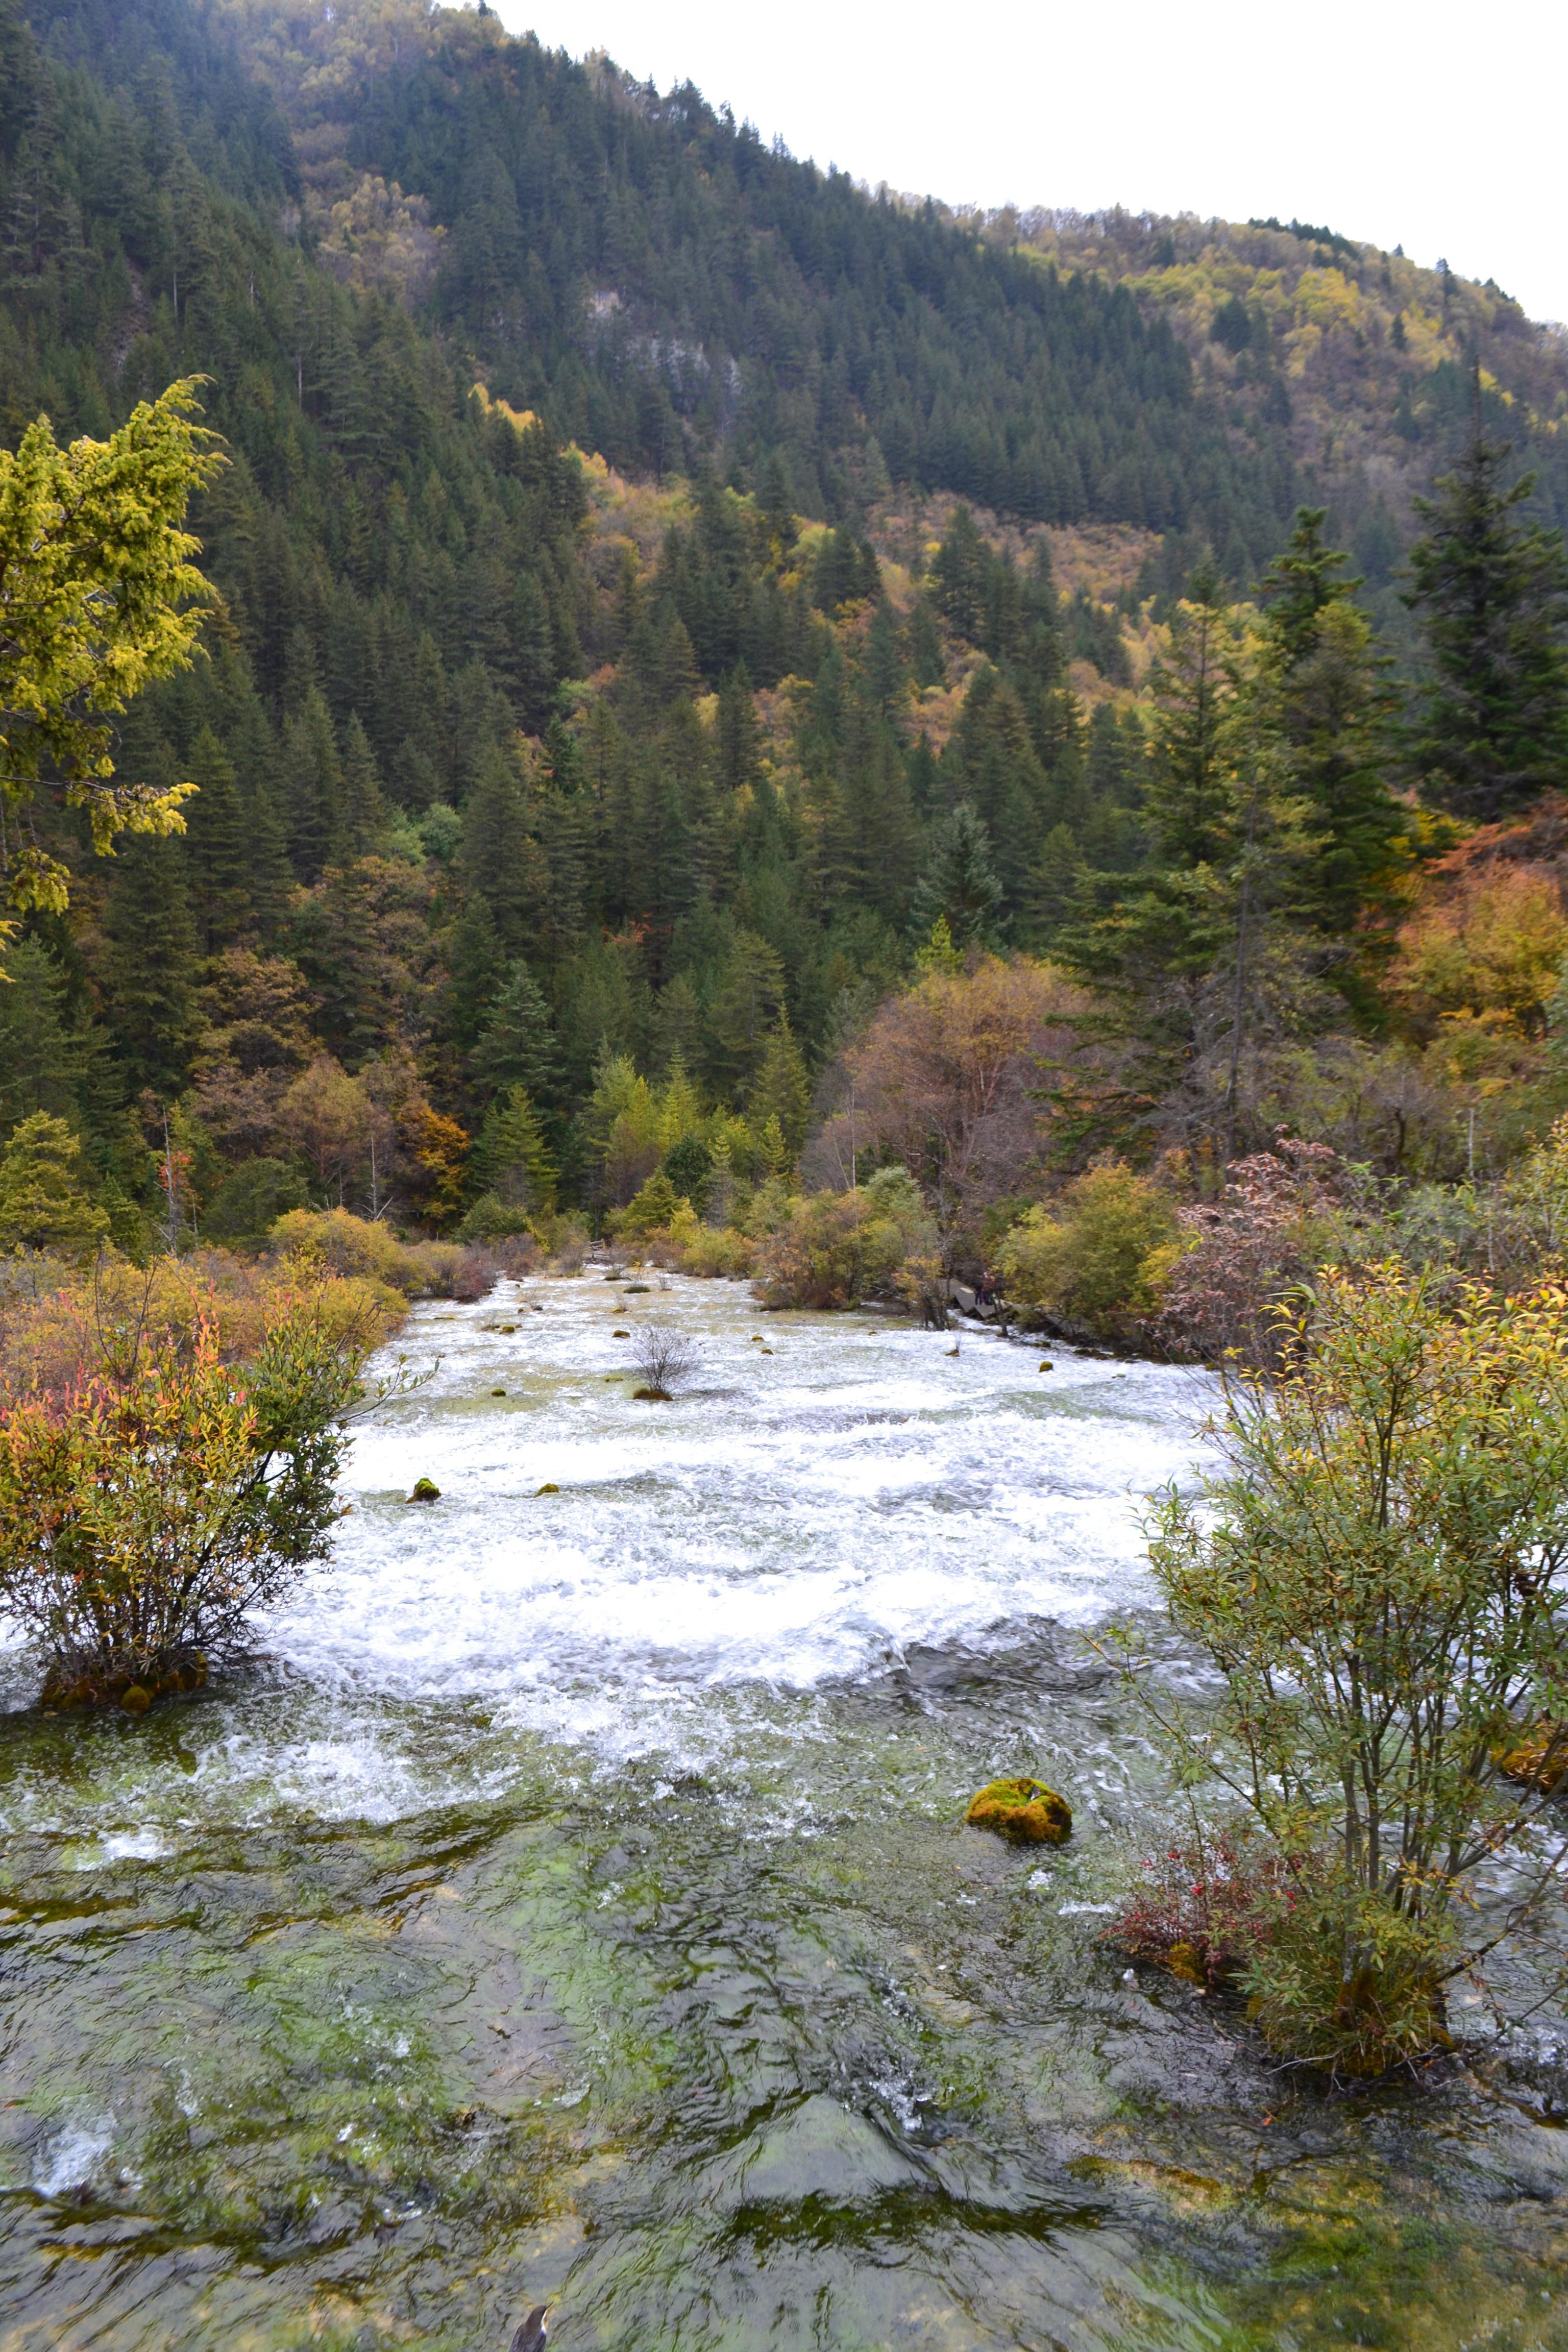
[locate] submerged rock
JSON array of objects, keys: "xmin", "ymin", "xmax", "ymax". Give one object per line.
[
  {"xmin": 39, "ymin": 1655, "xmax": 208, "ymax": 1715},
  {"xmin": 406, "ymin": 1477, "xmax": 441, "ymax": 1503},
  {"xmin": 632, "ymin": 1385, "xmax": 671, "ymax": 1402},
  {"xmin": 965, "ymin": 1776, "xmax": 1072, "ymax": 1845},
  {"xmin": 612, "ymin": 1328, "xmax": 630, "ymax": 1337}
]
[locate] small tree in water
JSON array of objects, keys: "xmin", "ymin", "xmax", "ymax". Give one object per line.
[
  {"xmin": 0, "ymin": 1278, "xmax": 376, "ymax": 1707},
  {"xmin": 630, "ymin": 1324, "xmax": 700, "ymax": 1401},
  {"xmin": 1125, "ymin": 1267, "xmax": 1568, "ymax": 2076}
]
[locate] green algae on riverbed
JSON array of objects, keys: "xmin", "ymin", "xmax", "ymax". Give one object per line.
[{"xmin": 2, "ymin": 1276, "xmax": 1566, "ymax": 2349}]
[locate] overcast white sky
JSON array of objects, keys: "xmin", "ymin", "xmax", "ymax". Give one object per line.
[{"xmin": 492, "ymin": 0, "xmax": 1567, "ymax": 324}]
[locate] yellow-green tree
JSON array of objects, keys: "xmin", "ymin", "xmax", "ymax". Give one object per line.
[
  {"xmin": 0, "ymin": 379, "xmax": 222, "ymax": 927},
  {"xmin": 0, "ymin": 1113, "xmax": 109, "ymax": 1257}
]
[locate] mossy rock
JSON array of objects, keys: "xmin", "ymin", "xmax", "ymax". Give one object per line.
[
  {"xmin": 406, "ymin": 1477, "xmax": 441, "ymax": 1503},
  {"xmin": 612, "ymin": 1328, "xmax": 630, "ymax": 1337},
  {"xmin": 965, "ymin": 1776, "xmax": 1071, "ymax": 1845},
  {"xmin": 491, "ymin": 1387, "xmax": 506, "ymax": 1396},
  {"xmin": 40, "ymin": 1655, "xmax": 208, "ymax": 1714},
  {"xmin": 1039, "ymin": 1360, "xmax": 1055, "ymax": 1372},
  {"xmin": 1499, "ymin": 1719, "xmax": 1568, "ymax": 1791},
  {"xmin": 632, "ymin": 1384, "xmax": 671, "ymax": 1402},
  {"xmin": 535, "ymin": 1482, "xmax": 559, "ymax": 1496}
]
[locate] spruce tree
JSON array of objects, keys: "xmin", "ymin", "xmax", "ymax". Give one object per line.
[
  {"xmin": 339, "ymin": 713, "xmax": 387, "ymax": 857},
  {"xmin": 468, "ymin": 1085, "xmax": 557, "ymax": 1214},
  {"xmin": 470, "ymin": 959, "xmax": 562, "ymax": 1107},
  {"xmin": 1405, "ymin": 392, "xmax": 1568, "ymax": 819},
  {"xmin": 1258, "ymin": 508, "xmax": 1403, "ymax": 936},
  {"xmin": 909, "ymin": 801, "xmax": 1006, "ymax": 950},
  {"xmin": 184, "ymin": 725, "xmax": 253, "ymax": 955},
  {"xmin": 747, "ymin": 1012, "xmax": 812, "ymax": 1154},
  {"xmin": 0, "ymin": 937, "xmax": 85, "ymax": 1130},
  {"xmin": 101, "ymin": 834, "xmax": 203, "ymax": 1104}
]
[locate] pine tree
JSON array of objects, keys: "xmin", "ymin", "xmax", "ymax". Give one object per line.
[
  {"xmin": 1405, "ymin": 392, "xmax": 1568, "ymax": 820},
  {"xmin": 909, "ymin": 802, "xmax": 1005, "ymax": 950}
]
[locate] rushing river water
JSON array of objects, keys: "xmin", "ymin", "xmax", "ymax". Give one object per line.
[{"xmin": 3, "ymin": 1272, "xmax": 1567, "ymax": 2351}]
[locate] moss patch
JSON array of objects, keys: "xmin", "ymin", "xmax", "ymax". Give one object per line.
[{"xmin": 965, "ymin": 1776, "xmax": 1071, "ymax": 1844}]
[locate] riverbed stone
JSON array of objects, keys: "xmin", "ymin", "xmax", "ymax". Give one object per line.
[
  {"xmin": 738, "ymin": 2093, "xmax": 926, "ymax": 2202},
  {"xmin": 965, "ymin": 1776, "xmax": 1072, "ymax": 1844}
]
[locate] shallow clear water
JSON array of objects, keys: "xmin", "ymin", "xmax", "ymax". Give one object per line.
[{"xmin": 2, "ymin": 1273, "xmax": 1566, "ymax": 2351}]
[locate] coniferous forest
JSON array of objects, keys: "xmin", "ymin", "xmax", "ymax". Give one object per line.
[{"xmin": 4, "ymin": 0, "xmax": 1568, "ymax": 1281}]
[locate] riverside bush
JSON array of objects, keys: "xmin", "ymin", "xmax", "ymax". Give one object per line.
[
  {"xmin": 753, "ymin": 1169, "xmax": 937, "ymax": 1309},
  {"xmin": 999, "ymin": 1162, "xmax": 1178, "ymax": 1336},
  {"xmin": 1120, "ymin": 1267, "xmax": 1568, "ymax": 2076},
  {"xmin": 0, "ymin": 1269, "xmax": 382, "ymax": 1706}
]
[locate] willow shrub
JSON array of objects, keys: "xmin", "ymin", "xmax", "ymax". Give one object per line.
[
  {"xmin": 1124, "ymin": 1267, "xmax": 1568, "ymax": 2076},
  {"xmin": 0, "ymin": 1274, "xmax": 380, "ymax": 1708}
]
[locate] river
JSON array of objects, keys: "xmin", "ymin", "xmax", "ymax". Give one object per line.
[{"xmin": 2, "ymin": 1271, "xmax": 1565, "ymax": 2349}]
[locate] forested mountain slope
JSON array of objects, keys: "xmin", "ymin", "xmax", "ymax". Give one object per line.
[{"xmin": 5, "ymin": 0, "xmax": 1568, "ymax": 1261}]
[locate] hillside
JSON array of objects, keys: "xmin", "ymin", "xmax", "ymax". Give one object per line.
[{"xmin": 5, "ymin": 0, "xmax": 1568, "ymax": 1255}]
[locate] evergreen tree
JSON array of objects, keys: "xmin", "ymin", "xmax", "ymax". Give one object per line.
[
  {"xmin": 747, "ymin": 1012, "xmax": 812, "ymax": 1155},
  {"xmin": 468, "ymin": 1085, "xmax": 557, "ymax": 1214},
  {"xmin": 101, "ymin": 834, "xmax": 202, "ymax": 1102},
  {"xmin": 183, "ymin": 725, "xmax": 253, "ymax": 955},
  {"xmin": 340, "ymin": 713, "xmax": 387, "ymax": 856},
  {"xmin": 1405, "ymin": 396, "xmax": 1568, "ymax": 820},
  {"xmin": 281, "ymin": 688, "xmax": 348, "ymax": 880},
  {"xmin": 470, "ymin": 959, "xmax": 562, "ymax": 1107},
  {"xmin": 1143, "ymin": 556, "xmax": 1237, "ymax": 868},
  {"xmin": 0, "ymin": 937, "xmax": 87, "ymax": 1131},
  {"xmin": 1258, "ymin": 508, "xmax": 1404, "ymax": 937},
  {"xmin": 0, "ymin": 1111, "xmax": 108, "ymax": 1255},
  {"xmin": 910, "ymin": 802, "xmax": 1006, "ymax": 950}
]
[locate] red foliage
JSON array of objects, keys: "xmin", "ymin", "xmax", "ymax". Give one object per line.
[{"xmin": 1105, "ymin": 1828, "xmax": 1286, "ymax": 1991}]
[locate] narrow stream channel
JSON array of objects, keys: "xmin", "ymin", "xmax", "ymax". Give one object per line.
[{"xmin": 2, "ymin": 1273, "xmax": 1565, "ymax": 2350}]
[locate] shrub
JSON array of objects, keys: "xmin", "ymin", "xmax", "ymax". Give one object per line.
[
  {"xmin": 1106, "ymin": 1827, "xmax": 1284, "ymax": 1992},
  {"xmin": 1145, "ymin": 1134, "xmax": 1355, "ymax": 1366},
  {"xmin": 0, "ymin": 1250, "xmax": 400, "ymax": 1405},
  {"xmin": 454, "ymin": 1192, "xmax": 538, "ymax": 1245},
  {"xmin": 629, "ymin": 1324, "xmax": 700, "ymax": 1399},
  {"xmin": 268, "ymin": 1207, "xmax": 479, "ymax": 1299},
  {"xmin": 1123, "ymin": 1266, "xmax": 1568, "ymax": 2076},
  {"xmin": 0, "ymin": 1277, "xmax": 377, "ymax": 1707},
  {"xmin": 752, "ymin": 1179, "xmax": 935, "ymax": 1310},
  {"xmin": 999, "ymin": 1161, "xmax": 1177, "ymax": 1335}
]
